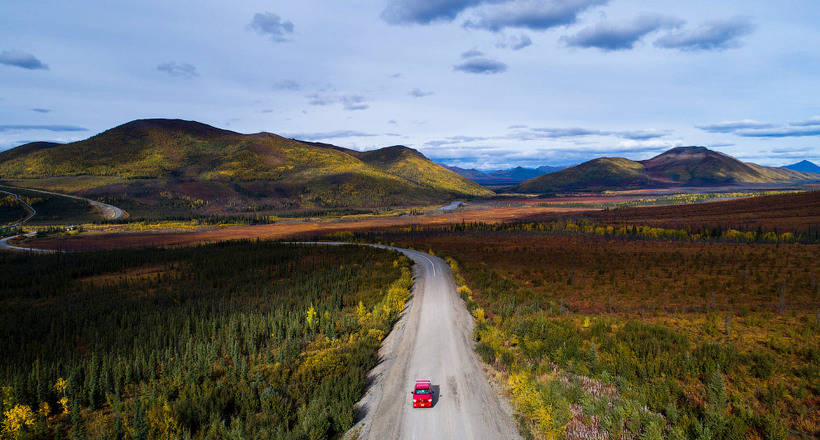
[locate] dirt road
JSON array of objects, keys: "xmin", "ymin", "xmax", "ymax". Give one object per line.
[
  {"xmin": 345, "ymin": 244, "xmax": 521, "ymax": 440},
  {"xmin": 0, "ymin": 186, "xmax": 126, "ymax": 220}
]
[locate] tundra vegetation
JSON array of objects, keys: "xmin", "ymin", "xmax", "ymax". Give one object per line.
[
  {"xmin": 354, "ymin": 192, "xmax": 819, "ymax": 439},
  {"xmin": 0, "ymin": 242, "xmax": 411, "ymax": 439}
]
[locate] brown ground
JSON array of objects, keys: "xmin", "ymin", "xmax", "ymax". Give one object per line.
[{"xmin": 23, "ymin": 205, "xmax": 589, "ymax": 251}]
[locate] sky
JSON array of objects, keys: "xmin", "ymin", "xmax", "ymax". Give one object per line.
[{"xmin": 1, "ymin": 0, "xmax": 819, "ymax": 170}]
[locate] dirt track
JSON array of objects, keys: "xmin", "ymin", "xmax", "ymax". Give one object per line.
[{"xmin": 347, "ymin": 245, "xmax": 521, "ymax": 440}]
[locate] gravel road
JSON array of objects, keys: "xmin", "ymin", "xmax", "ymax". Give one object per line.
[{"xmin": 347, "ymin": 245, "xmax": 521, "ymax": 440}]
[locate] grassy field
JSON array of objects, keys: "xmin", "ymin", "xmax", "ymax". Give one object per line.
[
  {"xmin": 350, "ymin": 193, "xmax": 819, "ymax": 439},
  {"xmin": 0, "ymin": 242, "xmax": 411, "ymax": 439}
]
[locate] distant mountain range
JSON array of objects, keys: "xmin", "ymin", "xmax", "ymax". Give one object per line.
[
  {"xmin": 0, "ymin": 119, "xmax": 491, "ymax": 215},
  {"xmin": 515, "ymin": 147, "xmax": 820, "ymax": 193},
  {"xmin": 783, "ymin": 160, "xmax": 820, "ymax": 174},
  {"xmin": 446, "ymin": 165, "xmax": 565, "ymax": 185}
]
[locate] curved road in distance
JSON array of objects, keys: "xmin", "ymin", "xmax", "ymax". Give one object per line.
[
  {"xmin": 302, "ymin": 243, "xmax": 521, "ymax": 440},
  {"xmin": 0, "ymin": 186, "xmax": 126, "ymax": 252},
  {"xmin": 0, "ymin": 186, "xmax": 127, "ymax": 221}
]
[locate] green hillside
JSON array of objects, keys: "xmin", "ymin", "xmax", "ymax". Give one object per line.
[
  {"xmin": 515, "ymin": 146, "xmax": 820, "ymax": 193},
  {"xmin": 516, "ymin": 157, "xmax": 651, "ymax": 192},
  {"xmin": 0, "ymin": 119, "xmax": 491, "ymax": 216}
]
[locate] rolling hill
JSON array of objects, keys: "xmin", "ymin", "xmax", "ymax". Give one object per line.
[
  {"xmin": 515, "ymin": 146, "xmax": 820, "ymax": 193},
  {"xmin": 0, "ymin": 119, "xmax": 492, "ymax": 217},
  {"xmin": 784, "ymin": 160, "xmax": 820, "ymax": 174}
]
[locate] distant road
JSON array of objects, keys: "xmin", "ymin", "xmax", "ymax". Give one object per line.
[
  {"xmin": 0, "ymin": 189, "xmax": 37, "ymax": 227},
  {"xmin": 0, "ymin": 186, "xmax": 126, "ymax": 220},
  {"xmin": 303, "ymin": 242, "xmax": 521, "ymax": 440},
  {"xmin": 0, "ymin": 186, "xmax": 126, "ymax": 253}
]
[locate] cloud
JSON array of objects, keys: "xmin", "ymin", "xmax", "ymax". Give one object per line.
[
  {"xmin": 389, "ymin": 73, "xmax": 403, "ymax": 78},
  {"xmin": 284, "ymin": 130, "xmax": 377, "ymax": 140},
  {"xmin": 509, "ymin": 126, "xmax": 670, "ymax": 140},
  {"xmin": 31, "ymin": 108, "xmax": 51, "ymax": 113},
  {"xmin": 453, "ymin": 57, "xmax": 508, "ymax": 74},
  {"xmin": 496, "ymin": 33, "xmax": 533, "ymax": 50},
  {"xmin": 463, "ymin": 0, "xmax": 608, "ymax": 32},
  {"xmin": 735, "ymin": 126, "xmax": 820, "ymax": 138},
  {"xmin": 528, "ymin": 127, "xmax": 602, "ymax": 138},
  {"xmin": 696, "ymin": 119, "xmax": 773, "ymax": 133},
  {"xmin": 381, "ymin": 0, "xmax": 492, "ymax": 25},
  {"xmin": 654, "ymin": 17, "xmax": 754, "ymax": 51},
  {"xmin": 0, "ymin": 50, "xmax": 49, "ymax": 70},
  {"xmin": 562, "ymin": 15, "xmax": 682, "ymax": 51},
  {"xmin": 425, "ymin": 135, "xmax": 492, "ymax": 146},
  {"xmin": 157, "ymin": 62, "xmax": 198, "ymax": 78},
  {"xmin": 340, "ymin": 94, "xmax": 369, "ymax": 111},
  {"xmin": 461, "ymin": 48, "xmax": 484, "ymax": 58},
  {"xmin": 306, "ymin": 92, "xmax": 370, "ymax": 110},
  {"xmin": 508, "ymin": 124, "xmax": 528, "ymax": 129},
  {"xmin": 615, "ymin": 129, "xmax": 671, "ymax": 140},
  {"xmin": 274, "ymin": 79, "xmax": 300, "ymax": 90},
  {"xmin": 249, "ymin": 12, "xmax": 294, "ymax": 42},
  {"xmin": 0, "ymin": 125, "xmax": 86, "ymax": 132},
  {"xmin": 790, "ymin": 116, "xmax": 820, "ymax": 127},
  {"xmin": 409, "ymin": 88, "xmax": 434, "ymax": 97}
]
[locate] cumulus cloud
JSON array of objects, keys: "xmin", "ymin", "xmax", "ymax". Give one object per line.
[
  {"xmin": 496, "ymin": 33, "xmax": 533, "ymax": 50},
  {"xmin": 790, "ymin": 116, "xmax": 820, "ymax": 127},
  {"xmin": 453, "ymin": 57, "xmax": 508, "ymax": 74},
  {"xmin": 307, "ymin": 92, "xmax": 370, "ymax": 111},
  {"xmin": 274, "ymin": 79, "xmax": 300, "ymax": 90},
  {"xmin": 409, "ymin": 88, "xmax": 434, "ymax": 97},
  {"xmin": 249, "ymin": 12, "xmax": 294, "ymax": 42},
  {"xmin": 562, "ymin": 15, "xmax": 682, "ymax": 51},
  {"xmin": 696, "ymin": 119, "xmax": 773, "ymax": 133},
  {"xmin": 0, "ymin": 125, "xmax": 86, "ymax": 132},
  {"xmin": 654, "ymin": 17, "xmax": 754, "ymax": 51},
  {"xmin": 381, "ymin": 0, "xmax": 491, "ymax": 25},
  {"xmin": 157, "ymin": 62, "xmax": 198, "ymax": 78},
  {"xmin": 0, "ymin": 50, "xmax": 49, "ymax": 70},
  {"xmin": 284, "ymin": 130, "xmax": 377, "ymax": 140},
  {"xmin": 463, "ymin": 0, "xmax": 608, "ymax": 32}
]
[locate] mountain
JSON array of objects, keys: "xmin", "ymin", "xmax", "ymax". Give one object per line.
[
  {"xmin": 784, "ymin": 160, "xmax": 820, "ymax": 174},
  {"xmin": 446, "ymin": 165, "xmax": 564, "ymax": 185},
  {"xmin": 515, "ymin": 146, "xmax": 820, "ymax": 193},
  {"xmin": 0, "ymin": 119, "xmax": 492, "ymax": 216}
]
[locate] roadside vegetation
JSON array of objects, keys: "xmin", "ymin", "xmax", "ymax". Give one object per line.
[
  {"xmin": 0, "ymin": 194, "xmax": 29, "ymax": 225},
  {"xmin": 0, "ymin": 186, "xmax": 101, "ymax": 225},
  {"xmin": 351, "ymin": 192, "xmax": 819, "ymax": 439},
  {"xmin": 0, "ymin": 242, "xmax": 411, "ymax": 439}
]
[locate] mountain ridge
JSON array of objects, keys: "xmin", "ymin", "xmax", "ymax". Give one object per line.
[
  {"xmin": 515, "ymin": 146, "xmax": 820, "ymax": 193},
  {"xmin": 783, "ymin": 160, "xmax": 820, "ymax": 174},
  {"xmin": 0, "ymin": 119, "xmax": 492, "ymax": 216}
]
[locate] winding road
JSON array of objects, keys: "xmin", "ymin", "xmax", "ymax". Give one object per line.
[
  {"xmin": 308, "ymin": 243, "xmax": 521, "ymax": 440},
  {"xmin": 0, "ymin": 186, "xmax": 126, "ymax": 252}
]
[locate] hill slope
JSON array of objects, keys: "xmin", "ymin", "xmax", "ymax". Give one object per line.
[
  {"xmin": 0, "ymin": 119, "xmax": 491, "ymax": 216},
  {"xmin": 784, "ymin": 160, "xmax": 820, "ymax": 174},
  {"xmin": 515, "ymin": 146, "xmax": 820, "ymax": 193}
]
